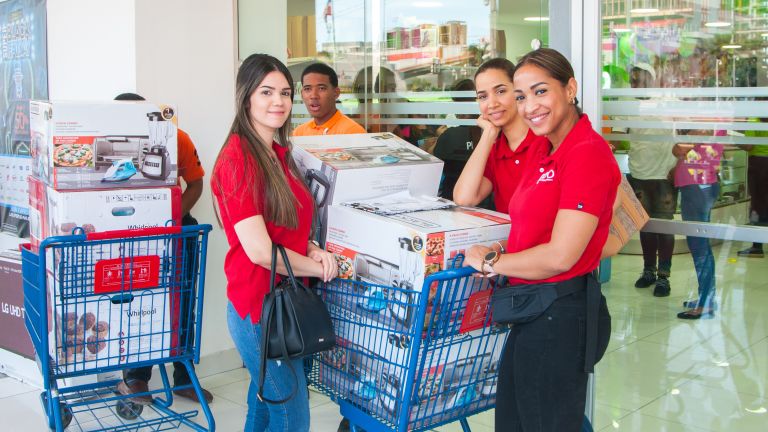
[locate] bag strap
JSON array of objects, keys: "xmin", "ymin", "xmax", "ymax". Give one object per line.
[{"xmin": 257, "ymin": 287, "xmax": 300, "ymax": 404}]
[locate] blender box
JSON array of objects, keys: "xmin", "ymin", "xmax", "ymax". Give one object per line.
[
  {"xmin": 29, "ymin": 100, "xmax": 179, "ymax": 190},
  {"xmin": 325, "ymin": 204, "xmax": 509, "ymax": 331},
  {"xmin": 47, "ymin": 268, "xmax": 177, "ymax": 373},
  {"xmin": 28, "ymin": 176, "xmax": 181, "ymax": 253},
  {"xmin": 291, "ymin": 133, "xmax": 443, "ymax": 244}
]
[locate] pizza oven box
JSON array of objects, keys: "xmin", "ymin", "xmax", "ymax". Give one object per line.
[
  {"xmin": 324, "ymin": 204, "xmax": 510, "ymax": 331},
  {"xmin": 317, "ymin": 331, "xmax": 503, "ymax": 425},
  {"xmin": 46, "ymin": 269, "xmax": 176, "ymax": 373},
  {"xmin": 28, "ymin": 176, "xmax": 181, "ymax": 254},
  {"xmin": 291, "ymin": 133, "xmax": 443, "ymax": 244},
  {"xmin": 29, "ymin": 100, "xmax": 179, "ymax": 191}
]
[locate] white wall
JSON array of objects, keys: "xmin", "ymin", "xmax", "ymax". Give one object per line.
[
  {"xmin": 134, "ymin": 0, "xmax": 239, "ymax": 367},
  {"xmin": 237, "ymin": 0, "xmax": 287, "ymax": 61},
  {"xmin": 47, "ymin": 0, "xmax": 136, "ymax": 99}
]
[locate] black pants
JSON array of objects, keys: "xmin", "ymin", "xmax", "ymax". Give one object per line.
[
  {"xmin": 627, "ymin": 175, "xmax": 677, "ymax": 272},
  {"xmin": 495, "ymin": 289, "xmax": 611, "ymax": 432},
  {"xmin": 125, "ymin": 213, "xmax": 199, "ymax": 386}
]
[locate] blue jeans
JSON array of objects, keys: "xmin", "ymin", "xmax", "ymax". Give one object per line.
[
  {"xmin": 680, "ymin": 184, "xmax": 719, "ymax": 308},
  {"xmin": 227, "ymin": 302, "xmax": 310, "ymax": 432}
]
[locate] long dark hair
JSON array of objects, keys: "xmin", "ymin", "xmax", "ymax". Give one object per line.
[
  {"xmin": 212, "ymin": 53, "xmax": 305, "ymax": 229},
  {"xmin": 514, "ymin": 48, "xmax": 582, "ymax": 115}
]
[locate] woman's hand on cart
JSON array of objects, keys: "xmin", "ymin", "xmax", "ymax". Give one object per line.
[
  {"xmin": 308, "ymin": 244, "xmax": 338, "ymax": 282},
  {"xmin": 466, "ymin": 245, "xmax": 497, "ymax": 277}
]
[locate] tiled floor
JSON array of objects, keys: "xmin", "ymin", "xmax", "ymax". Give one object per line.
[{"xmin": 1, "ymin": 241, "xmax": 766, "ymax": 431}]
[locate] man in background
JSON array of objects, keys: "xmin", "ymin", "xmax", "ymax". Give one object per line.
[
  {"xmin": 294, "ymin": 62, "xmax": 365, "ymax": 136},
  {"xmin": 113, "ymin": 92, "xmax": 213, "ymax": 405}
]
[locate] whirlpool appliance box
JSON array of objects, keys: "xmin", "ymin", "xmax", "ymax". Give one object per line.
[
  {"xmin": 28, "ymin": 176, "xmax": 181, "ymax": 252},
  {"xmin": 29, "ymin": 101, "xmax": 179, "ymax": 190},
  {"xmin": 46, "ymin": 270, "xmax": 177, "ymax": 373},
  {"xmin": 291, "ymin": 133, "xmax": 443, "ymax": 243},
  {"xmin": 325, "ymin": 204, "xmax": 510, "ymax": 331}
]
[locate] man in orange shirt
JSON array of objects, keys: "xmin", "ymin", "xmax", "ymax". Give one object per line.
[
  {"xmin": 113, "ymin": 93, "xmax": 212, "ymax": 405},
  {"xmin": 294, "ymin": 63, "xmax": 366, "ymax": 136}
]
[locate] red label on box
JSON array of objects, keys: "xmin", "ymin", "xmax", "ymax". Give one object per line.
[
  {"xmin": 459, "ymin": 289, "xmax": 492, "ymax": 333},
  {"xmin": 94, "ymin": 256, "xmax": 160, "ymax": 293}
]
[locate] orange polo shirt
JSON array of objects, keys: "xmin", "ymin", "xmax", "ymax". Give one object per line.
[{"xmin": 293, "ymin": 109, "xmax": 366, "ymax": 136}]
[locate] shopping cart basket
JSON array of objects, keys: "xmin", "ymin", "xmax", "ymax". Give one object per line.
[
  {"xmin": 308, "ymin": 257, "xmax": 509, "ymax": 432},
  {"xmin": 21, "ymin": 225, "xmax": 214, "ymax": 431}
]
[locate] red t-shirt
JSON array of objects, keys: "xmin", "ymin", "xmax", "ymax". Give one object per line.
[
  {"xmin": 212, "ymin": 134, "xmax": 314, "ymax": 323},
  {"xmin": 506, "ymin": 115, "xmax": 620, "ymax": 285},
  {"xmin": 483, "ymin": 129, "xmax": 544, "ymax": 213}
]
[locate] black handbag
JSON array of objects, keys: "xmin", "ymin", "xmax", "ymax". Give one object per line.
[{"xmin": 257, "ymin": 244, "xmax": 336, "ymax": 404}]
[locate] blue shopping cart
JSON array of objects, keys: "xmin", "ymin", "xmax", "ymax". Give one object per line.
[
  {"xmin": 308, "ymin": 257, "xmax": 509, "ymax": 432},
  {"xmin": 21, "ymin": 225, "xmax": 214, "ymax": 432}
]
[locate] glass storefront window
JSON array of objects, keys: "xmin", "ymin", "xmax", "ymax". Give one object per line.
[{"xmin": 281, "ymin": 0, "xmax": 548, "ymax": 148}]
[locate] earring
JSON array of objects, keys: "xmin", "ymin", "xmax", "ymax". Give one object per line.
[{"xmin": 569, "ymin": 97, "xmax": 575, "ymax": 105}]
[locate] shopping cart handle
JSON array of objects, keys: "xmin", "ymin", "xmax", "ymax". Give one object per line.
[
  {"xmin": 424, "ymin": 265, "xmax": 479, "ymax": 282},
  {"xmin": 84, "ymin": 224, "xmax": 212, "ymax": 241}
]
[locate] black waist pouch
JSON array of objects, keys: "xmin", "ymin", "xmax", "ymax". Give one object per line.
[
  {"xmin": 491, "ymin": 274, "xmax": 602, "ymax": 372},
  {"xmin": 490, "ymin": 275, "xmax": 587, "ymax": 325}
]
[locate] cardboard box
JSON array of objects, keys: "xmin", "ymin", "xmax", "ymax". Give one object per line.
[
  {"xmin": 325, "ymin": 205, "xmax": 509, "ymax": 330},
  {"xmin": 47, "ymin": 270, "xmax": 176, "ymax": 373},
  {"xmin": 0, "ymin": 250, "xmax": 35, "ymax": 359},
  {"xmin": 291, "ymin": 133, "xmax": 444, "ymax": 243},
  {"xmin": 28, "ymin": 176, "xmax": 181, "ymax": 252},
  {"xmin": 318, "ymin": 330, "xmax": 503, "ymax": 426},
  {"xmin": 29, "ymin": 101, "xmax": 179, "ymax": 190}
]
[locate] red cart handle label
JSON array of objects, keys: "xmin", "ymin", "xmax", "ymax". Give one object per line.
[{"xmin": 94, "ymin": 256, "xmax": 160, "ymax": 293}]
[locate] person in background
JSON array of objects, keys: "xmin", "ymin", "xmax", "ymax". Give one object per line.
[
  {"xmin": 293, "ymin": 62, "xmax": 365, "ymax": 136},
  {"xmin": 738, "ymin": 117, "xmax": 768, "ymax": 258},
  {"xmin": 113, "ymin": 92, "xmax": 213, "ymax": 405},
  {"xmin": 452, "ymin": 58, "xmax": 546, "ymax": 213},
  {"xmin": 673, "ymin": 129, "xmax": 722, "ymax": 319},
  {"xmin": 211, "ymin": 53, "xmax": 337, "ymax": 431},
  {"xmin": 293, "ymin": 61, "xmax": 365, "ymax": 432},
  {"xmin": 617, "ymin": 64, "xmax": 679, "ymax": 297},
  {"xmin": 465, "ymin": 48, "xmax": 618, "ymax": 431}
]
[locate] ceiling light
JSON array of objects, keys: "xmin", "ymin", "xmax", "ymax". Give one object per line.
[
  {"xmin": 705, "ymin": 22, "xmax": 732, "ymax": 28},
  {"xmin": 630, "ymin": 8, "xmax": 659, "ymax": 13},
  {"xmin": 613, "ymin": 28, "xmax": 631, "ymax": 33},
  {"xmin": 523, "ymin": 17, "xmax": 549, "ymax": 22},
  {"xmin": 761, "ymin": 33, "xmax": 768, "ymax": 37},
  {"xmin": 722, "ymin": 44, "xmax": 742, "ymax": 49}
]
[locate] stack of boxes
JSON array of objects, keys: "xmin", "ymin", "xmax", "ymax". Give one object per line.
[
  {"xmin": 291, "ymin": 133, "xmax": 509, "ymax": 422},
  {"xmin": 26, "ymin": 101, "xmax": 182, "ymax": 375}
]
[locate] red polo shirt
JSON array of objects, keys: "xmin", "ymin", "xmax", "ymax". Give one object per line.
[
  {"xmin": 212, "ymin": 134, "xmax": 314, "ymax": 323},
  {"xmin": 483, "ymin": 129, "xmax": 544, "ymax": 213},
  {"xmin": 506, "ymin": 115, "xmax": 620, "ymax": 285}
]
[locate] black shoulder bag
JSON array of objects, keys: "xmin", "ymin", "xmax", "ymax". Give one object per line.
[{"xmin": 257, "ymin": 244, "xmax": 336, "ymax": 404}]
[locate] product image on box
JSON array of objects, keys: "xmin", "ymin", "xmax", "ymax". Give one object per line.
[
  {"xmin": 30, "ymin": 101, "xmax": 179, "ymax": 190},
  {"xmin": 326, "ymin": 204, "xmax": 509, "ymax": 332}
]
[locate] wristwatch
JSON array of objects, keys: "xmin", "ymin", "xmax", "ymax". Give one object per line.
[{"xmin": 483, "ymin": 250, "xmax": 500, "ymax": 275}]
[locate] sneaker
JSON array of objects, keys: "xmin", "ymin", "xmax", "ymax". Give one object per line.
[
  {"xmin": 634, "ymin": 268, "xmax": 657, "ymax": 288},
  {"xmin": 653, "ymin": 277, "xmax": 670, "ymax": 297},
  {"xmin": 737, "ymin": 247, "xmax": 764, "ymax": 258}
]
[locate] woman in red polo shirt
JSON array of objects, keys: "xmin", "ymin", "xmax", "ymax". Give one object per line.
[
  {"xmin": 453, "ymin": 58, "xmax": 547, "ymax": 215},
  {"xmin": 466, "ymin": 48, "xmax": 619, "ymax": 431},
  {"xmin": 211, "ymin": 53, "xmax": 337, "ymax": 432}
]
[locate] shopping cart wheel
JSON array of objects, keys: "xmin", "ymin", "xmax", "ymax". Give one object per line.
[
  {"xmin": 41, "ymin": 393, "xmax": 73, "ymax": 430},
  {"xmin": 115, "ymin": 399, "xmax": 144, "ymax": 420}
]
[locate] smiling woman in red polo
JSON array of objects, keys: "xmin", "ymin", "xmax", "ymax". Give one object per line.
[{"xmin": 465, "ymin": 48, "xmax": 620, "ymax": 432}]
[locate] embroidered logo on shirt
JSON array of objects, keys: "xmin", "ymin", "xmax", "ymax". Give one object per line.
[{"xmin": 536, "ymin": 169, "xmax": 555, "ymax": 184}]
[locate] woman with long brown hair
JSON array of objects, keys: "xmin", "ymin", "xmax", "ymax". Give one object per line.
[
  {"xmin": 466, "ymin": 48, "xmax": 619, "ymax": 431},
  {"xmin": 211, "ymin": 53, "xmax": 337, "ymax": 431}
]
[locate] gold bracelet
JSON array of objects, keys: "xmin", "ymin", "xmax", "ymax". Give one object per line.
[{"xmin": 494, "ymin": 240, "xmax": 505, "ymax": 254}]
